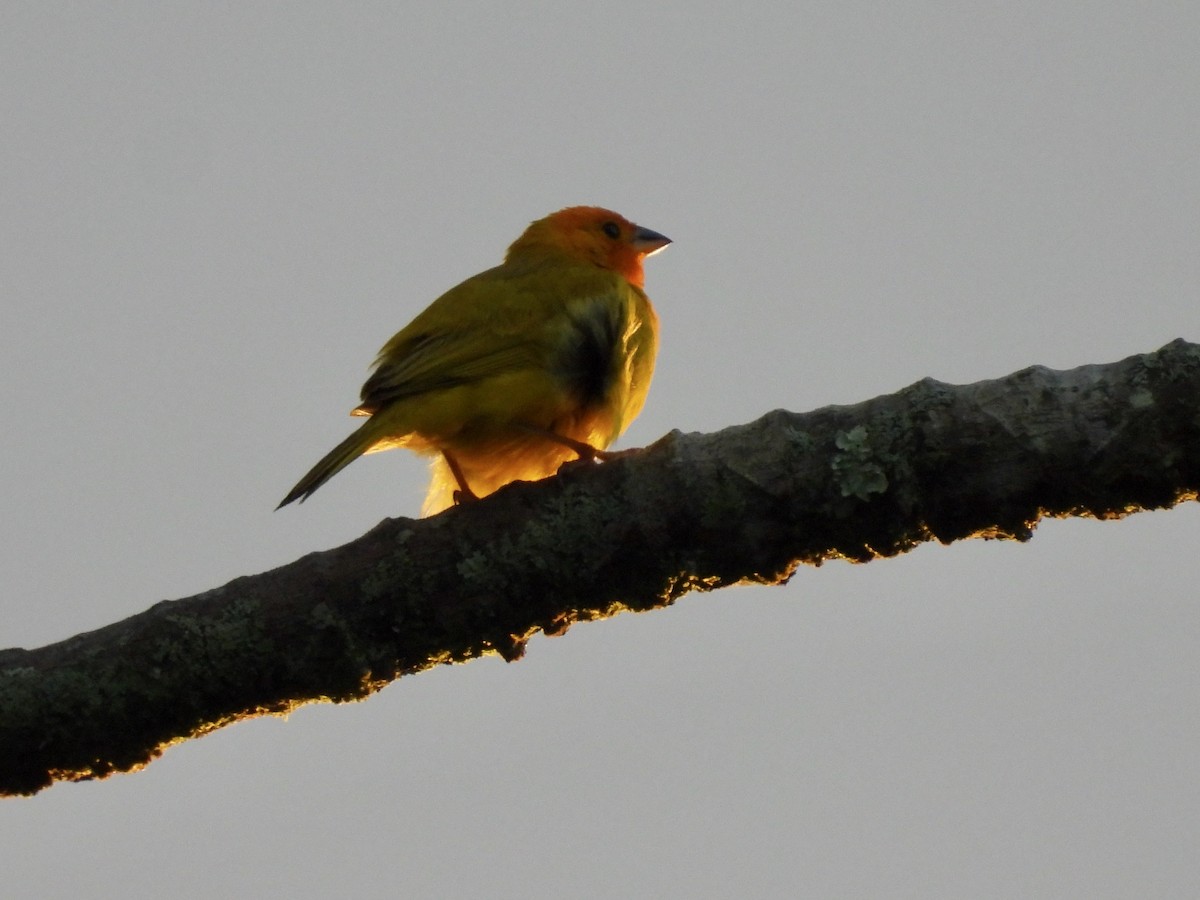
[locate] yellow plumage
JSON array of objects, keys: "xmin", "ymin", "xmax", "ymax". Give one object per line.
[{"xmin": 278, "ymin": 206, "xmax": 669, "ymax": 515}]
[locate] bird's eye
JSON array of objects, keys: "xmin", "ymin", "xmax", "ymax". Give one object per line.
[{"xmin": 601, "ymin": 221, "xmax": 621, "ymax": 239}]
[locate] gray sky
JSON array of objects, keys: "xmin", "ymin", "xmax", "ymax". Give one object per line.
[{"xmin": 3, "ymin": 2, "xmax": 1199, "ymax": 896}]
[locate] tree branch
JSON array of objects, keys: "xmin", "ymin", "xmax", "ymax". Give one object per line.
[{"xmin": 3, "ymin": 339, "xmax": 1199, "ymax": 796}]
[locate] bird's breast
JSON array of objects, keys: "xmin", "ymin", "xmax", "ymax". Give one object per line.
[{"xmin": 552, "ymin": 295, "xmax": 637, "ymax": 411}]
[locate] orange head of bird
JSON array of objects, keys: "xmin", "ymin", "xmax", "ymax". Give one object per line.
[{"xmin": 506, "ymin": 206, "xmax": 671, "ymax": 288}]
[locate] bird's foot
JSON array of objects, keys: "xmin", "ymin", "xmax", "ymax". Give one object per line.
[
  {"xmin": 452, "ymin": 487, "xmax": 479, "ymax": 506},
  {"xmin": 592, "ymin": 446, "xmax": 641, "ymax": 462}
]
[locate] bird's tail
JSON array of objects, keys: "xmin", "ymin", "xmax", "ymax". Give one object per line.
[{"xmin": 277, "ymin": 418, "xmax": 390, "ymax": 509}]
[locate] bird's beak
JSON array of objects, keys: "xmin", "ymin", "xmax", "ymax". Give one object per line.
[{"xmin": 632, "ymin": 225, "xmax": 672, "ymax": 256}]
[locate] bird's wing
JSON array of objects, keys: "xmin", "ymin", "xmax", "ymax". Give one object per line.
[
  {"xmin": 354, "ymin": 264, "xmax": 616, "ymax": 414},
  {"xmin": 355, "ymin": 331, "xmax": 533, "ymax": 413}
]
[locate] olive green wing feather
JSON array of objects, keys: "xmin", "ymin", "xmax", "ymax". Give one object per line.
[{"xmin": 354, "ymin": 264, "xmax": 620, "ymax": 415}]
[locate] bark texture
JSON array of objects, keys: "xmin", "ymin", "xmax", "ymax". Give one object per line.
[{"xmin": 3, "ymin": 339, "xmax": 1199, "ymax": 796}]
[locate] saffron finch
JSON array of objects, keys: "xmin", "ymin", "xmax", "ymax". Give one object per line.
[{"xmin": 278, "ymin": 206, "xmax": 670, "ymax": 515}]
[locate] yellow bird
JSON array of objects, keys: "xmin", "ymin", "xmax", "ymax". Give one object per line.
[{"xmin": 278, "ymin": 206, "xmax": 670, "ymax": 515}]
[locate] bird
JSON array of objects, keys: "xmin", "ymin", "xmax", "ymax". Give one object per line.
[{"xmin": 277, "ymin": 206, "xmax": 670, "ymax": 515}]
